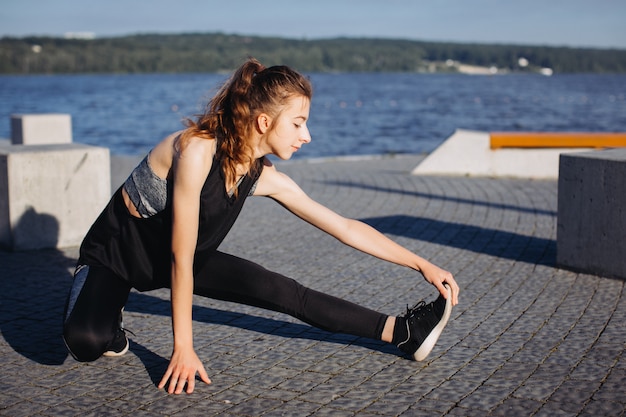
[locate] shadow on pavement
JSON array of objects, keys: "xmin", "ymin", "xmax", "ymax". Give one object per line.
[
  {"xmin": 323, "ymin": 180, "xmax": 557, "ymax": 217},
  {"xmin": 0, "ymin": 210, "xmax": 75, "ymax": 365},
  {"xmin": 362, "ymin": 215, "xmax": 556, "ymax": 266}
]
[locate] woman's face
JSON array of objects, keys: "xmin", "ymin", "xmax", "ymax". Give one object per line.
[{"xmin": 263, "ymin": 95, "xmax": 311, "ymax": 160}]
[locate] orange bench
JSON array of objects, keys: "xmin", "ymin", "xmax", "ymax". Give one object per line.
[{"xmin": 490, "ymin": 132, "xmax": 626, "ymax": 150}]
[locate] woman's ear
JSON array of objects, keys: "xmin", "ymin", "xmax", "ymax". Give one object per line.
[{"xmin": 256, "ymin": 113, "xmax": 272, "ymax": 134}]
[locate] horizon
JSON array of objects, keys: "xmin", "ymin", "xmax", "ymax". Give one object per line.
[
  {"xmin": 4, "ymin": 31, "xmax": 624, "ymax": 52},
  {"xmin": 1, "ymin": 0, "xmax": 624, "ymax": 50}
]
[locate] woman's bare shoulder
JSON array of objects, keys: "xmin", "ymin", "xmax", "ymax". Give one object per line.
[
  {"xmin": 174, "ymin": 134, "xmax": 217, "ymax": 180},
  {"xmin": 150, "ymin": 131, "xmax": 216, "ymax": 178}
]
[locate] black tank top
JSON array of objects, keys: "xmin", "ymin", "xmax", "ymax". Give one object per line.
[{"xmin": 79, "ymin": 155, "xmax": 264, "ymax": 291}]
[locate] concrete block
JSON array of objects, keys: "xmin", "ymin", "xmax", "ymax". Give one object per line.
[
  {"xmin": 0, "ymin": 143, "xmax": 110, "ymax": 250},
  {"xmin": 412, "ymin": 129, "xmax": 590, "ymax": 179},
  {"xmin": 11, "ymin": 114, "xmax": 72, "ymax": 145},
  {"xmin": 557, "ymin": 148, "xmax": 626, "ymax": 279}
]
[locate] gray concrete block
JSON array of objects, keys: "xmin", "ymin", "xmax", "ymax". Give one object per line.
[
  {"xmin": 11, "ymin": 114, "xmax": 72, "ymax": 145},
  {"xmin": 0, "ymin": 143, "xmax": 110, "ymax": 250},
  {"xmin": 557, "ymin": 148, "xmax": 626, "ymax": 279}
]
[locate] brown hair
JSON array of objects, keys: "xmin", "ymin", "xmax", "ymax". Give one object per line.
[{"xmin": 178, "ymin": 58, "xmax": 312, "ymax": 194}]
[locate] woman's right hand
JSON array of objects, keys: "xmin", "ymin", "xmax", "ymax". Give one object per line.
[
  {"xmin": 158, "ymin": 345, "xmax": 211, "ymax": 394},
  {"xmin": 419, "ymin": 261, "xmax": 460, "ymax": 307}
]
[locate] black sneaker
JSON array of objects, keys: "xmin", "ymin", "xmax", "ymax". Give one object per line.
[
  {"xmin": 396, "ymin": 284, "xmax": 452, "ymax": 361},
  {"xmin": 103, "ymin": 309, "xmax": 133, "ymax": 357},
  {"xmin": 103, "ymin": 328, "xmax": 130, "ymax": 357}
]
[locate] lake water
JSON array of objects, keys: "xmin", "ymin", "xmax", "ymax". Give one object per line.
[{"xmin": 1, "ymin": 73, "xmax": 625, "ymax": 158}]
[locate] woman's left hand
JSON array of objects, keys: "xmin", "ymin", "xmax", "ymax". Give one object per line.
[{"xmin": 158, "ymin": 345, "xmax": 211, "ymax": 394}]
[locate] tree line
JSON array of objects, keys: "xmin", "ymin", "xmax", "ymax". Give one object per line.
[{"xmin": 1, "ymin": 33, "xmax": 625, "ymax": 74}]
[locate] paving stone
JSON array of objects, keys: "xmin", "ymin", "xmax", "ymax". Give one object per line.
[{"xmin": 1, "ymin": 154, "xmax": 624, "ymax": 416}]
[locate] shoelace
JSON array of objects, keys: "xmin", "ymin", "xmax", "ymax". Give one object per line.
[
  {"xmin": 404, "ymin": 301, "xmax": 425, "ymax": 318},
  {"xmin": 120, "ymin": 326, "xmax": 136, "ymax": 337},
  {"xmin": 119, "ymin": 315, "xmax": 136, "ymax": 337},
  {"xmin": 120, "ymin": 323, "xmax": 137, "ymax": 337},
  {"xmin": 404, "ymin": 300, "xmax": 438, "ymax": 320}
]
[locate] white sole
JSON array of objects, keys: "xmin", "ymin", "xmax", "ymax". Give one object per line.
[
  {"xmin": 102, "ymin": 337, "xmax": 129, "ymax": 357},
  {"xmin": 413, "ymin": 284, "xmax": 453, "ymax": 361}
]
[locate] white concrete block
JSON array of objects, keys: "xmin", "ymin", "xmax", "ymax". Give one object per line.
[
  {"xmin": 412, "ymin": 129, "xmax": 590, "ymax": 179},
  {"xmin": 557, "ymin": 148, "xmax": 626, "ymax": 279},
  {"xmin": 412, "ymin": 130, "xmax": 492, "ymax": 176},
  {"xmin": 0, "ymin": 143, "xmax": 110, "ymax": 250},
  {"xmin": 11, "ymin": 114, "xmax": 73, "ymax": 145}
]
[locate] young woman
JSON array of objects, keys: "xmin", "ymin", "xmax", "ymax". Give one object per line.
[{"xmin": 63, "ymin": 58, "xmax": 460, "ymax": 395}]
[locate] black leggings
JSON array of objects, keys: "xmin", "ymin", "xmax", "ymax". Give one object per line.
[{"xmin": 63, "ymin": 251, "xmax": 388, "ymax": 361}]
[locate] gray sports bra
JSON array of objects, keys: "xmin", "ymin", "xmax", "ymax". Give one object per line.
[{"xmin": 123, "ymin": 155, "xmax": 168, "ymax": 218}]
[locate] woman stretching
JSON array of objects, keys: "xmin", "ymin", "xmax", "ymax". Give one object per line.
[{"xmin": 63, "ymin": 58, "xmax": 460, "ymax": 395}]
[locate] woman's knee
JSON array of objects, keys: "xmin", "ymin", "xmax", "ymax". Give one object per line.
[{"xmin": 63, "ymin": 321, "xmax": 109, "ymax": 362}]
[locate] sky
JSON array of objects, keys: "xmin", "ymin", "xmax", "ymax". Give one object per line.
[{"xmin": 1, "ymin": 0, "xmax": 625, "ymax": 49}]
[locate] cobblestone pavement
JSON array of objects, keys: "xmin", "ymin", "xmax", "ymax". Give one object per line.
[{"xmin": 1, "ymin": 154, "xmax": 624, "ymax": 416}]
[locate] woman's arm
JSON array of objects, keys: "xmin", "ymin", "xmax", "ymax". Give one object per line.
[
  {"xmin": 157, "ymin": 138, "xmax": 214, "ymax": 394},
  {"xmin": 254, "ymin": 164, "xmax": 459, "ymax": 305}
]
